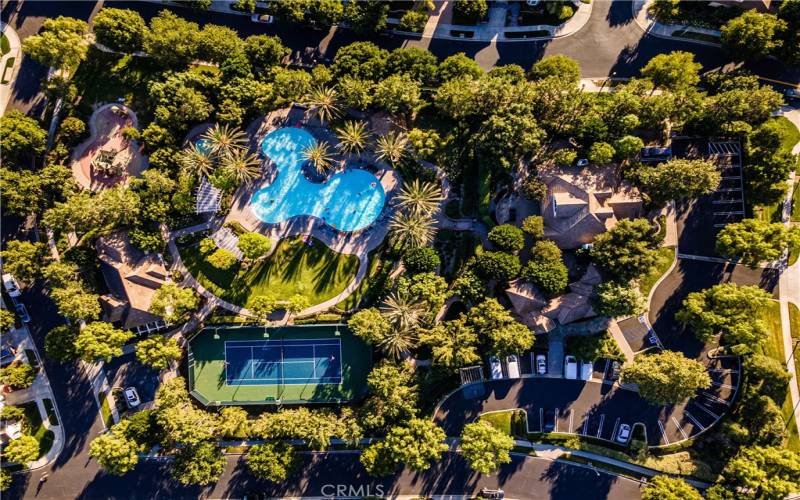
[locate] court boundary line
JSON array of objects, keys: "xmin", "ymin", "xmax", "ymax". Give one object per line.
[{"xmin": 223, "ymin": 337, "xmax": 343, "ymax": 386}]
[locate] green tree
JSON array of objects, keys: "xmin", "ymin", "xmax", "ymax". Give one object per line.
[
  {"xmin": 475, "ymin": 251, "xmax": 521, "ymax": 282},
  {"xmin": 171, "ymin": 442, "xmax": 226, "ymax": 485},
  {"xmin": 307, "ymin": 0, "xmax": 344, "ymax": 26},
  {"xmin": 676, "ymin": 283, "xmax": 772, "ymax": 346},
  {"xmin": 92, "ymin": 8, "xmax": 146, "ymax": 52},
  {"xmin": 523, "ymin": 240, "xmax": 568, "ymax": 295},
  {"xmin": 285, "ymin": 294, "xmax": 310, "ymax": 314},
  {"xmin": 473, "ymin": 107, "xmax": 545, "ymax": 171},
  {"xmin": 642, "ymin": 475, "xmax": 702, "ymax": 500},
  {"xmin": 777, "ymin": 0, "xmax": 800, "ymax": 64},
  {"xmin": 521, "ymin": 215, "xmax": 544, "ymax": 239},
  {"xmin": 468, "ymin": 298, "xmax": 534, "ymax": 356},
  {"xmin": 398, "ymin": 9, "xmax": 428, "ymax": 32},
  {"xmin": 1, "ymin": 240, "xmax": 48, "ymax": 286},
  {"xmin": 453, "ymin": 0, "xmax": 487, "ymax": 23},
  {"xmin": 207, "ymin": 248, "xmax": 239, "ymax": 270},
  {"xmin": 716, "ymin": 446, "xmax": 800, "ymax": 499},
  {"xmin": 0, "ymin": 405, "xmax": 25, "ymax": 421},
  {"xmin": 74, "ymin": 322, "xmax": 134, "ymax": 362},
  {"xmin": 373, "ymin": 74, "xmax": 422, "ymax": 119},
  {"xmin": 745, "ymin": 353, "xmax": 791, "ymax": 403},
  {"xmin": 588, "ymin": 141, "xmax": 615, "ymax": 165},
  {"xmin": 529, "ymin": 55, "xmax": 580, "ymax": 85},
  {"xmin": 438, "ymin": 53, "xmax": 483, "ymax": 82},
  {"xmin": 348, "ymin": 308, "xmax": 391, "ymax": 345},
  {"xmin": 89, "ymin": 431, "xmax": 141, "ymax": 475},
  {"xmin": 218, "ymin": 406, "xmax": 250, "ymax": 439},
  {"xmin": 721, "ymin": 11, "xmax": 786, "ymax": 61},
  {"xmin": 641, "ymin": 51, "xmax": 701, "ymax": 91},
  {"xmin": 3, "ymin": 435, "xmax": 39, "ymax": 464},
  {"xmin": 402, "ymin": 247, "xmax": 441, "ymax": 274},
  {"xmin": 0, "ymin": 168, "xmax": 44, "ymax": 216},
  {"xmin": 335, "ymin": 120, "xmax": 370, "ymax": 158},
  {"xmin": 488, "ymin": 224, "xmax": 525, "ymax": 253},
  {"xmin": 591, "ymin": 219, "xmax": 659, "ymax": 282},
  {"xmin": 57, "ymin": 116, "xmax": 86, "ymax": 145},
  {"xmin": 337, "ymin": 76, "xmax": 374, "ymax": 110},
  {"xmin": 396, "ymin": 179, "xmax": 444, "ymax": 216},
  {"xmin": 343, "ymin": 0, "xmax": 389, "ymax": 34},
  {"xmin": 330, "ymin": 41, "xmax": 388, "ymax": 81},
  {"xmin": 614, "ymin": 135, "xmax": 644, "ymax": 162},
  {"xmin": 360, "ymin": 362, "xmax": 418, "ymax": 432},
  {"xmin": 569, "ymin": 332, "xmax": 624, "ymax": 363},
  {"xmin": 419, "ymin": 317, "xmax": 480, "ymax": 368},
  {"xmin": 594, "ymin": 282, "xmax": 645, "ymax": 318},
  {"xmin": 460, "ymin": 420, "xmax": 514, "ymax": 474},
  {"xmin": 237, "ymin": 232, "xmax": 272, "ymax": 261},
  {"xmin": 197, "ymin": 24, "xmax": 244, "ymax": 65},
  {"xmin": 0, "ymin": 362, "xmax": 36, "ymax": 389},
  {"xmin": 246, "ymin": 442, "xmax": 298, "ymax": 482},
  {"xmin": 248, "ymin": 295, "xmax": 279, "ymax": 321},
  {"xmin": 1, "ymin": 309, "xmax": 15, "ymax": 333},
  {"xmin": 635, "ymin": 158, "xmax": 720, "ymax": 206},
  {"xmin": 301, "ymin": 139, "xmax": 335, "ymax": 174},
  {"xmin": 150, "ymin": 283, "xmax": 200, "ymax": 323},
  {"xmin": 44, "ymin": 325, "xmax": 80, "ymax": 362},
  {"xmin": 244, "ymin": 34, "xmax": 290, "ymax": 71},
  {"xmin": 144, "ymin": 10, "xmax": 201, "ymax": 67},
  {"xmin": 621, "ymin": 350, "xmax": 711, "ymax": 405},
  {"xmin": 387, "ymin": 47, "xmax": 438, "ymax": 85},
  {"xmin": 136, "ymin": 336, "xmax": 182, "ymax": 370},
  {"xmin": 51, "ymin": 281, "xmax": 101, "ymax": 321},
  {"xmin": 717, "ymin": 219, "xmax": 800, "ymax": 266},
  {"xmin": 389, "ymin": 211, "xmax": 437, "ymax": 250},
  {"xmin": 1, "ymin": 468, "xmax": 11, "ymax": 491},
  {"xmin": 252, "ymin": 408, "xmax": 357, "ymax": 450},
  {"xmin": 22, "ymin": 16, "xmax": 88, "ymax": 70},
  {"xmin": 360, "ymin": 418, "xmax": 447, "ymax": 475}
]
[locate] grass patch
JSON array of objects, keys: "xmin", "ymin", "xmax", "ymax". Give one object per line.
[
  {"xmin": 1, "ymin": 33, "xmax": 10, "ymax": 56},
  {"xmin": 99, "ymin": 391, "xmax": 115, "ymax": 429},
  {"xmin": 338, "ymin": 245, "xmax": 387, "ymax": 312},
  {"xmin": 672, "ymin": 29, "xmax": 720, "ymax": 43},
  {"xmin": 792, "ymin": 183, "xmax": 800, "ymax": 223},
  {"xmin": 771, "ymin": 116, "xmax": 800, "ymax": 160},
  {"xmin": 19, "ymin": 402, "xmax": 54, "ymax": 458},
  {"xmin": 639, "ymin": 246, "xmax": 676, "ymax": 297},
  {"xmin": 42, "ymin": 399, "xmax": 58, "ymax": 426},
  {"xmin": 479, "ymin": 410, "xmax": 516, "ymax": 436},
  {"xmin": 478, "ymin": 166, "xmax": 493, "ymax": 227},
  {"xmin": 752, "ymin": 198, "xmax": 783, "ymax": 223},
  {"xmin": 181, "ymin": 236, "xmax": 360, "ymax": 308}
]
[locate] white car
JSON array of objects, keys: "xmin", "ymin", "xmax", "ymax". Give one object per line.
[
  {"xmin": 580, "ymin": 361, "xmax": 592, "ymax": 381},
  {"xmin": 506, "ymin": 355, "xmax": 520, "ymax": 378},
  {"xmin": 575, "ymin": 158, "xmax": 589, "ymax": 167},
  {"xmin": 616, "ymin": 423, "xmax": 631, "ymax": 444},
  {"xmin": 536, "ymin": 354, "xmax": 547, "ymax": 375},
  {"xmin": 251, "ymin": 13, "xmax": 274, "ymax": 23},
  {"xmin": 489, "ymin": 356, "xmax": 503, "ymax": 380},
  {"xmin": 124, "ymin": 387, "xmax": 141, "ymax": 409},
  {"xmin": 2, "ymin": 274, "xmax": 21, "ymax": 298},
  {"xmin": 565, "ymin": 355, "xmax": 578, "ymax": 379}
]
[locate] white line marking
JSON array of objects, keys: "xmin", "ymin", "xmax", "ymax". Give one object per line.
[
  {"xmin": 554, "ymin": 408, "xmax": 559, "ymax": 433},
  {"xmin": 569, "ymin": 409, "xmax": 574, "ymax": 434},
  {"xmin": 672, "ymin": 416, "xmax": 688, "ymax": 440},
  {"xmin": 711, "ymin": 381, "xmax": 735, "ymax": 389},
  {"xmin": 702, "ymin": 392, "xmax": 730, "ymax": 405},
  {"xmin": 684, "ymin": 411, "xmax": 706, "ymax": 431},
  {"xmin": 582, "ymin": 414, "xmax": 590, "ymax": 435},
  {"xmin": 539, "ymin": 408, "xmax": 543, "ymax": 432},
  {"xmin": 596, "ymin": 414, "xmax": 605, "ymax": 438},
  {"xmin": 657, "ymin": 420, "xmax": 669, "ymax": 445},
  {"xmin": 694, "ymin": 401, "xmax": 720, "ymax": 419},
  {"xmin": 610, "ymin": 418, "xmax": 620, "ymax": 441}
]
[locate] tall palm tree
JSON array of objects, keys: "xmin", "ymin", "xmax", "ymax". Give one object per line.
[
  {"xmin": 389, "ymin": 211, "xmax": 437, "ymax": 249},
  {"xmin": 304, "ymin": 86, "xmax": 341, "ymax": 124},
  {"xmin": 301, "ymin": 140, "xmax": 335, "ymax": 175},
  {"xmin": 220, "ymin": 148, "xmax": 261, "ymax": 184},
  {"xmin": 381, "ymin": 292, "xmax": 424, "ymax": 332},
  {"xmin": 378, "ymin": 327, "xmax": 417, "ymax": 360},
  {"xmin": 396, "ymin": 179, "xmax": 445, "ymax": 216},
  {"xmin": 374, "ymin": 131, "xmax": 408, "ymax": 166},
  {"xmin": 201, "ymin": 123, "xmax": 248, "ymax": 158},
  {"xmin": 335, "ymin": 120, "xmax": 370, "ymax": 159},
  {"xmin": 179, "ymin": 143, "xmax": 215, "ymax": 178}
]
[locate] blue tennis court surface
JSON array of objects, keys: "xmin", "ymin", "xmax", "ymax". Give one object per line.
[{"xmin": 224, "ymin": 338, "xmax": 342, "ymax": 386}]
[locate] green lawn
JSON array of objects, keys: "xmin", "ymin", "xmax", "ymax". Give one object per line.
[
  {"xmin": 759, "ymin": 301, "xmax": 800, "ymax": 451},
  {"xmin": 20, "ymin": 402, "xmax": 55, "ymax": 459},
  {"xmin": 1, "ymin": 33, "xmax": 10, "ymax": 56},
  {"xmin": 338, "ymin": 245, "xmax": 386, "ymax": 312},
  {"xmin": 639, "ymin": 246, "xmax": 676, "ymax": 297},
  {"xmin": 99, "ymin": 391, "xmax": 114, "ymax": 429},
  {"xmin": 480, "ymin": 410, "xmax": 515, "ymax": 436},
  {"xmin": 771, "ymin": 116, "xmax": 800, "ymax": 163},
  {"xmin": 181, "ymin": 236, "xmax": 360, "ymax": 309},
  {"xmin": 792, "ymin": 182, "xmax": 800, "ymax": 223}
]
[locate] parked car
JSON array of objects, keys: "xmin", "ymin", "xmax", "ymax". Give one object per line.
[
  {"xmin": 0, "ymin": 346, "xmax": 16, "ymax": 367},
  {"xmin": 580, "ymin": 243, "xmax": 594, "ymax": 251},
  {"xmin": 542, "ymin": 409, "xmax": 556, "ymax": 432},
  {"xmin": 2, "ymin": 274, "xmax": 21, "ymax": 298},
  {"xmin": 580, "ymin": 361, "xmax": 592, "ymax": 381},
  {"xmin": 609, "ymin": 361, "xmax": 621, "ymax": 381},
  {"xmin": 489, "ymin": 356, "xmax": 503, "ymax": 380},
  {"xmin": 536, "ymin": 354, "xmax": 547, "ymax": 375},
  {"xmin": 785, "ymin": 88, "xmax": 800, "ymax": 100},
  {"xmin": 575, "ymin": 158, "xmax": 589, "ymax": 167},
  {"xmin": 251, "ymin": 13, "xmax": 274, "ymax": 23},
  {"xmin": 479, "ymin": 488, "xmax": 505, "ymax": 499},
  {"xmin": 14, "ymin": 303, "xmax": 30, "ymax": 323},
  {"xmin": 506, "ymin": 355, "xmax": 520, "ymax": 378},
  {"xmin": 641, "ymin": 147, "xmax": 672, "ymax": 157},
  {"xmin": 616, "ymin": 423, "xmax": 631, "ymax": 444},
  {"xmin": 124, "ymin": 387, "xmax": 141, "ymax": 408},
  {"xmin": 565, "ymin": 355, "xmax": 578, "ymax": 379}
]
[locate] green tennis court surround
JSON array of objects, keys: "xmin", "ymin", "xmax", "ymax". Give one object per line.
[{"xmin": 187, "ymin": 324, "xmax": 371, "ymax": 405}]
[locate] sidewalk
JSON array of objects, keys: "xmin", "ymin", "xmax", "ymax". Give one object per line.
[
  {"xmin": 779, "ymin": 169, "xmax": 800, "ymax": 436},
  {"xmin": 631, "ymin": 0, "xmax": 721, "ymax": 47}
]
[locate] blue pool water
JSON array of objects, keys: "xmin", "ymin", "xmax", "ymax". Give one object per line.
[
  {"xmin": 251, "ymin": 127, "xmax": 385, "ymax": 232},
  {"xmin": 195, "ymin": 138, "xmax": 211, "ymax": 154}
]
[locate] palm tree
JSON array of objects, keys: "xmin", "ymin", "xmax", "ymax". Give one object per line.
[
  {"xmin": 381, "ymin": 292, "xmax": 424, "ymax": 332},
  {"xmin": 335, "ymin": 120, "xmax": 370, "ymax": 159},
  {"xmin": 301, "ymin": 140, "xmax": 335, "ymax": 175},
  {"xmin": 396, "ymin": 179, "xmax": 444, "ymax": 216},
  {"xmin": 378, "ymin": 327, "xmax": 417, "ymax": 360},
  {"xmin": 304, "ymin": 86, "xmax": 341, "ymax": 124},
  {"xmin": 389, "ymin": 211, "xmax": 437, "ymax": 249},
  {"xmin": 201, "ymin": 123, "xmax": 248, "ymax": 158},
  {"xmin": 179, "ymin": 143, "xmax": 215, "ymax": 178},
  {"xmin": 220, "ymin": 148, "xmax": 261, "ymax": 184},
  {"xmin": 374, "ymin": 131, "xmax": 408, "ymax": 166}
]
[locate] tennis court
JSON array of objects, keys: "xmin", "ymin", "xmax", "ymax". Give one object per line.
[{"xmin": 225, "ymin": 338, "xmax": 342, "ymax": 386}]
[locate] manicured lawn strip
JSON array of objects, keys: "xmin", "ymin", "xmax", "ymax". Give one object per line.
[
  {"xmin": 20, "ymin": 402, "xmax": 54, "ymax": 458},
  {"xmin": 771, "ymin": 116, "xmax": 800, "ymax": 161},
  {"xmin": 639, "ymin": 246, "xmax": 676, "ymax": 297},
  {"xmin": 99, "ymin": 391, "xmax": 114, "ymax": 429},
  {"xmin": 180, "ymin": 236, "xmax": 359, "ymax": 308},
  {"xmin": 791, "ymin": 182, "xmax": 800, "ymax": 223},
  {"xmin": 479, "ymin": 410, "xmax": 514, "ymax": 436},
  {"xmin": 1, "ymin": 33, "xmax": 10, "ymax": 56},
  {"xmin": 759, "ymin": 301, "xmax": 800, "ymax": 451},
  {"xmin": 671, "ymin": 29, "xmax": 720, "ymax": 43}
]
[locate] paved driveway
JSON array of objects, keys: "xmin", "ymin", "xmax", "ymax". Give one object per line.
[{"xmin": 103, "ymin": 352, "xmax": 160, "ymax": 409}]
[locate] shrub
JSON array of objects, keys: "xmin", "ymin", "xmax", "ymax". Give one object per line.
[
  {"xmin": 199, "ymin": 238, "xmax": 217, "ymax": 255},
  {"xmin": 521, "ymin": 215, "xmax": 544, "ymax": 239},
  {"xmin": 207, "ymin": 248, "xmax": 238, "ymax": 270},
  {"xmin": 521, "ymin": 177, "xmax": 547, "ymax": 201},
  {"xmin": 403, "ymin": 247, "xmax": 441, "ymax": 274},
  {"xmin": 475, "ymin": 251, "xmax": 521, "ymax": 282},
  {"xmin": 58, "ymin": 116, "xmax": 86, "ymax": 145},
  {"xmin": 399, "ymin": 10, "xmax": 428, "ymax": 33},
  {"xmin": 488, "ymin": 224, "xmax": 525, "ymax": 253}
]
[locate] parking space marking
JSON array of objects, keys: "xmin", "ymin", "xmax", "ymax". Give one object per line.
[
  {"xmin": 712, "ymin": 211, "xmax": 744, "ymax": 215},
  {"xmin": 685, "ymin": 411, "xmax": 706, "ymax": 431},
  {"xmin": 539, "ymin": 408, "xmax": 543, "ymax": 433},
  {"xmin": 694, "ymin": 401, "xmax": 721, "ymax": 419},
  {"xmin": 610, "ymin": 418, "xmax": 620, "ymax": 442},
  {"xmin": 569, "ymin": 409, "xmax": 574, "ymax": 434},
  {"xmin": 672, "ymin": 416, "xmax": 689, "ymax": 440},
  {"xmin": 554, "ymin": 408, "xmax": 559, "ymax": 433},
  {"xmin": 657, "ymin": 420, "xmax": 670, "ymax": 445},
  {"xmin": 582, "ymin": 414, "xmax": 590, "ymax": 435},
  {"xmin": 596, "ymin": 414, "xmax": 605, "ymax": 438},
  {"xmin": 702, "ymin": 392, "xmax": 730, "ymax": 405},
  {"xmin": 708, "ymin": 368, "xmax": 738, "ymax": 374},
  {"xmin": 711, "ymin": 380, "xmax": 735, "ymax": 390}
]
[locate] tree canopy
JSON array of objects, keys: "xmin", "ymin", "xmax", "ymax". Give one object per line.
[
  {"xmin": 621, "ymin": 350, "xmax": 711, "ymax": 405},
  {"xmin": 716, "ymin": 219, "xmax": 800, "ymax": 266},
  {"xmin": 460, "ymin": 421, "xmax": 514, "ymax": 474},
  {"xmin": 590, "ymin": 219, "xmax": 659, "ymax": 282}
]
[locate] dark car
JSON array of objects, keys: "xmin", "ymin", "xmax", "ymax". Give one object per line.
[
  {"xmin": 543, "ymin": 409, "xmax": 556, "ymax": 433},
  {"xmin": 479, "ymin": 488, "xmax": 505, "ymax": 499}
]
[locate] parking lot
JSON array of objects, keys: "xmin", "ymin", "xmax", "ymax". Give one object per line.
[
  {"xmin": 103, "ymin": 352, "xmax": 161, "ymax": 411},
  {"xmin": 675, "ymin": 140, "xmax": 744, "ymax": 257}
]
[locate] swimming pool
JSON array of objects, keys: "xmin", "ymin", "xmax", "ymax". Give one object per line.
[{"xmin": 250, "ymin": 127, "xmax": 385, "ymax": 232}]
